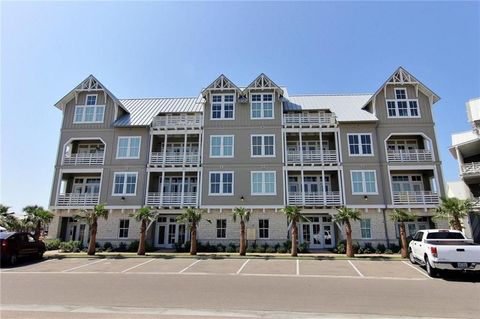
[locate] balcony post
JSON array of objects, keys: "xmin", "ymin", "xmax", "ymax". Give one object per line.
[
  {"xmin": 148, "ymin": 134, "xmax": 154, "ymax": 164},
  {"xmin": 162, "ymin": 133, "xmax": 168, "ymax": 166},
  {"xmin": 319, "ymin": 131, "xmax": 324, "ymax": 165},
  {"xmin": 180, "ymin": 171, "xmax": 186, "ymax": 207},
  {"xmin": 160, "ymin": 171, "xmax": 165, "ymax": 207},
  {"xmin": 300, "ymin": 169, "xmax": 305, "ymax": 206},
  {"xmin": 322, "ymin": 169, "xmax": 326, "ymax": 206},
  {"xmin": 455, "ymin": 147, "xmax": 464, "ymax": 174},
  {"xmin": 196, "ymin": 171, "xmax": 201, "ymax": 208},
  {"xmin": 183, "ymin": 133, "xmax": 188, "ymax": 164},
  {"xmin": 299, "ymin": 132, "xmax": 304, "ymax": 165},
  {"xmin": 145, "ymin": 171, "xmax": 151, "ymax": 206}
]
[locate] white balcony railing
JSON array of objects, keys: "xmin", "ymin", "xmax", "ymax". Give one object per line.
[
  {"xmin": 146, "ymin": 192, "xmax": 197, "ymax": 206},
  {"xmin": 56, "ymin": 193, "xmax": 100, "ymax": 206},
  {"xmin": 387, "ymin": 150, "xmax": 433, "ymax": 162},
  {"xmin": 287, "ymin": 149, "xmax": 338, "ymax": 164},
  {"xmin": 392, "ymin": 191, "xmax": 439, "ymax": 205},
  {"xmin": 288, "ymin": 192, "xmax": 341, "ymax": 206},
  {"xmin": 152, "ymin": 114, "xmax": 202, "ymax": 129},
  {"xmin": 283, "ymin": 113, "xmax": 336, "ymax": 126},
  {"xmin": 150, "ymin": 151, "xmax": 200, "ymax": 165},
  {"xmin": 62, "ymin": 153, "xmax": 104, "ymax": 165},
  {"xmin": 461, "ymin": 162, "xmax": 480, "ymax": 176}
]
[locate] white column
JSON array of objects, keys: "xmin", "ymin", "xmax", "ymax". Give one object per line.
[
  {"xmin": 335, "ymin": 130, "xmax": 341, "ymax": 163},
  {"xmin": 196, "ymin": 171, "xmax": 201, "ymax": 208},
  {"xmin": 181, "ymin": 171, "xmax": 186, "ymax": 207},
  {"xmin": 160, "ymin": 171, "xmax": 165, "ymax": 207},
  {"xmin": 299, "ymin": 131, "xmax": 304, "ymax": 165},
  {"xmin": 322, "ymin": 170, "xmax": 326, "ymax": 206},
  {"xmin": 146, "ymin": 171, "xmax": 151, "ymax": 206},
  {"xmin": 283, "ymin": 168, "xmax": 288, "ymax": 206},
  {"xmin": 162, "ymin": 133, "xmax": 168, "ymax": 166},
  {"xmin": 183, "ymin": 133, "xmax": 188, "ymax": 164},
  {"xmin": 319, "ymin": 131, "xmax": 324, "ymax": 165},
  {"xmin": 455, "ymin": 147, "xmax": 464, "ymax": 174},
  {"xmin": 300, "ymin": 169, "xmax": 305, "ymax": 206},
  {"xmin": 198, "ymin": 133, "xmax": 202, "ymax": 165},
  {"xmin": 339, "ymin": 169, "xmax": 345, "ymax": 206},
  {"xmin": 148, "ymin": 133, "xmax": 154, "ymax": 164}
]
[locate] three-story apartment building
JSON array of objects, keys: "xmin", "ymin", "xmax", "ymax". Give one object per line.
[{"xmin": 48, "ymin": 67, "xmax": 447, "ymax": 249}]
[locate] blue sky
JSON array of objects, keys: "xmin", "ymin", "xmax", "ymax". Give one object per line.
[{"xmin": 1, "ymin": 1, "xmax": 479, "ymax": 215}]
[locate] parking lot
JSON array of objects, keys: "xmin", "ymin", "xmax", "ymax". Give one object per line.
[{"xmin": 1, "ymin": 257, "xmax": 433, "ymax": 280}]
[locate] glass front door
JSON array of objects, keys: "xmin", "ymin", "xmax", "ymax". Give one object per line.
[
  {"xmin": 156, "ymin": 216, "xmax": 188, "ymax": 248},
  {"xmin": 299, "ymin": 216, "xmax": 335, "ymax": 249}
]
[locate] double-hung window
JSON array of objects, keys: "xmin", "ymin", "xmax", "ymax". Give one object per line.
[
  {"xmin": 113, "ymin": 172, "xmax": 138, "ymax": 196},
  {"xmin": 351, "ymin": 170, "xmax": 378, "ymax": 194},
  {"xmin": 251, "ymin": 171, "xmax": 276, "ymax": 195},
  {"xmin": 251, "ymin": 135, "xmax": 275, "ymax": 157},
  {"xmin": 348, "ymin": 134, "xmax": 373, "ymax": 156},
  {"xmin": 116, "ymin": 137, "xmax": 141, "ymax": 159},
  {"xmin": 251, "ymin": 94, "xmax": 274, "ymax": 119},
  {"xmin": 211, "ymin": 94, "xmax": 235, "ymax": 119},
  {"xmin": 119, "ymin": 219, "xmax": 129, "ymax": 238},
  {"xmin": 216, "ymin": 219, "xmax": 227, "ymax": 239},
  {"xmin": 210, "ymin": 135, "xmax": 234, "ymax": 158},
  {"xmin": 259, "ymin": 219, "xmax": 269, "ymax": 239},
  {"xmin": 209, "ymin": 172, "xmax": 234, "ymax": 195},
  {"xmin": 360, "ymin": 219, "xmax": 371, "ymax": 239},
  {"xmin": 386, "ymin": 88, "xmax": 420, "ymax": 118},
  {"xmin": 74, "ymin": 94, "xmax": 105, "ymax": 124}
]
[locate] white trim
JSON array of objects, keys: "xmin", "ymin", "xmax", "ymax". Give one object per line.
[
  {"xmin": 210, "ymin": 93, "xmax": 236, "ymax": 120},
  {"xmin": 73, "ymin": 103, "xmax": 105, "ymax": 124},
  {"xmin": 85, "ymin": 94, "xmax": 98, "ymax": 105},
  {"xmin": 112, "ymin": 172, "xmax": 139, "ymax": 196},
  {"xmin": 384, "ymin": 132, "xmax": 435, "ymax": 162},
  {"xmin": 118, "ymin": 218, "xmax": 130, "ymax": 239},
  {"xmin": 60, "ymin": 168, "xmax": 103, "ymax": 173},
  {"xmin": 250, "ymin": 171, "xmax": 277, "ymax": 196},
  {"xmin": 208, "ymin": 171, "xmax": 234, "ymax": 196},
  {"xmin": 350, "ymin": 170, "xmax": 379, "ymax": 195},
  {"xmin": 347, "ymin": 133, "xmax": 374, "ymax": 157},
  {"xmin": 250, "ymin": 92, "xmax": 275, "ymax": 120},
  {"xmin": 251, "ymin": 134, "xmax": 276, "ymax": 157},
  {"xmin": 209, "ymin": 135, "xmax": 234, "ymax": 158},
  {"xmin": 386, "ymin": 88, "xmax": 421, "ymax": 119},
  {"xmin": 360, "ymin": 218, "xmax": 372, "ymax": 239},
  {"xmin": 116, "ymin": 136, "xmax": 142, "ymax": 159}
]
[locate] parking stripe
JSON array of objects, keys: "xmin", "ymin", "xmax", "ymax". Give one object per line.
[
  {"xmin": 296, "ymin": 259, "xmax": 300, "ymax": 275},
  {"xmin": 121, "ymin": 258, "xmax": 156, "ymax": 273},
  {"xmin": 62, "ymin": 259, "xmax": 105, "ymax": 272},
  {"xmin": 236, "ymin": 259, "xmax": 250, "ymax": 274},
  {"xmin": 401, "ymin": 261, "xmax": 431, "ymax": 279},
  {"xmin": 178, "ymin": 259, "xmax": 202, "ymax": 273},
  {"xmin": 347, "ymin": 260, "xmax": 364, "ymax": 277}
]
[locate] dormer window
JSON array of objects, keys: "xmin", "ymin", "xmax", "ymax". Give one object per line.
[
  {"xmin": 74, "ymin": 94, "xmax": 105, "ymax": 124},
  {"xmin": 386, "ymin": 88, "xmax": 420, "ymax": 118},
  {"xmin": 211, "ymin": 94, "xmax": 235, "ymax": 120},
  {"xmin": 251, "ymin": 93, "xmax": 274, "ymax": 119}
]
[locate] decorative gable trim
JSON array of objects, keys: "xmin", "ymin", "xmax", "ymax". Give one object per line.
[
  {"xmin": 202, "ymin": 74, "xmax": 242, "ymax": 96},
  {"xmin": 244, "ymin": 73, "xmax": 284, "ymax": 96}
]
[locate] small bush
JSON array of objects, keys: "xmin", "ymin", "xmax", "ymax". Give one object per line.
[
  {"xmin": 116, "ymin": 242, "xmax": 127, "ymax": 252},
  {"xmin": 276, "ymin": 247, "xmax": 287, "ymax": 253},
  {"xmin": 45, "ymin": 239, "xmax": 62, "ymax": 250},
  {"xmin": 384, "ymin": 249, "xmax": 394, "ymax": 254},
  {"xmin": 357, "ymin": 247, "xmax": 364, "ymax": 254},
  {"xmin": 226, "ymin": 243, "xmax": 237, "ymax": 253},
  {"xmin": 363, "ymin": 247, "xmax": 373, "ymax": 254},
  {"xmin": 103, "ymin": 242, "xmax": 114, "ymax": 251},
  {"xmin": 128, "ymin": 241, "xmax": 139, "ymax": 252},
  {"xmin": 298, "ymin": 242, "xmax": 309, "ymax": 253},
  {"xmin": 59, "ymin": 240, "xmax": 82, "ymax": 253},
  {"xmin": 265, "ymin": 246, "xmax": 276, "ymax": 254},
  {"xmin": 216, "ymin": 243, "xmax": 226, "ymax": 252},
  {"xmin": 376, "ymin": 243, "xmax": 386, "ymax": 253},
  {"xmin": 246, "ymin": 246, "xmax": 256, "ymax": 253},
  {"xmin": 335, "ymin": 242, "xmax": 346, "ymax": 254},
  {"xmin": 283, "ymin": 240, "xmax": 292, "ymax": 251}
]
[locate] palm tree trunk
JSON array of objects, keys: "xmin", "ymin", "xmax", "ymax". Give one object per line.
[
  {"xmin": 87, "ymin": 219, "xmax": 97, "ymax": 256},
  {"xmin": 399, "ymin": 222, "xmax": 408, "ymax": 258},
  {"xmin": 345, "ymin": 220, "xmax": 354, "ymax": 257},
  {"xmin": 138, "ymin": 219, "xmax": 146, "ymax": 255},
  {"xmin": 291, "ymin": 221, "xmax": 298, "ymax": 257},
  {"xmin": 34, "ymin": 221, "xmax": 42, "ymax": 240},
  {"xmin": 453, "ymin": 215, "xmax": 463, "ymax": 231},
  {"xmin": 240, "ymin": 220, "xmax": 246, "ymax": 256},
  {"xmin": 190, "ymin": 222, "xmax": 197, "ymax": 255}
]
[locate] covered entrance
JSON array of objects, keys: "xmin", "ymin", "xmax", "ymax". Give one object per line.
[
  {"xmin": 299, "ymin": 215, "xmax": 335, "ymax": 249},
  {"xmin": 59, "ymin": 217, "xmax": 88, "ymax": 247},
  {"xmin": 154, "ymin": 215, "xmax": 189, "ymax": 248}
]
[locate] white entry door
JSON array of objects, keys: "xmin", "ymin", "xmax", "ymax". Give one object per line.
[{"xmin": 155, "ymin": 216, "xmax": 188, "ymax": 248}]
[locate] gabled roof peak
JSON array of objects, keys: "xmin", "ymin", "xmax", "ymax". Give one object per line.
[
  {"xmin": 202, "ymin": 74, "xmax": 242, "ymax": 95},
  {"xmin": 244, "ymin": 73, "xmax": 284, "ymax": 95}
]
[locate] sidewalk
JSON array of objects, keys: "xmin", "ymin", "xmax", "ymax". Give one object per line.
[{"xmin": 44, "ymin": 250, "xmax": 403, "ymax": 260}]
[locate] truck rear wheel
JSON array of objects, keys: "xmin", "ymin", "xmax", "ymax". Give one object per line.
[
  {"xmin": 409, "ymin": 250, "xmax": 416, "ymax": 264},
  {"xmin": 425, "ymin": 256, "xmax": 438, "ymax": 277}
]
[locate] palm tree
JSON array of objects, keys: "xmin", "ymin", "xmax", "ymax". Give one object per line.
[
  {"xmin": 390, "ymin": 209, "xmax": 417, "ymax": 258},
  {"xmin": 333, "ymin": 207, "xmax": 361, "ymax": 257},
  {"xmin": 434, "ymin": 197, "xmax": 475, "ymax": 231},
  {"xmin": 176, "ymin": 208, "xmax": 210, "ymax": 255},
  {"xmin": 23, "ymin": 205, "xmax": 54, "ymax": 240},
  {"xmin": 282, "ymin": 206, "xmax": 309, "ymax": 257},
  {"xmin": 132, "ymin": 207, "xmax": 156, "ymax": 255},
  {"xmin": 77, "ymin": 204, "xmax": 109, "ymax": 255},
  {"xmin": 0, "ymin": 204, "xmax": 14, "ymax": 230},
  {"xmin": 232, "ymin": 207, "xmax": 250, "ymax": 256}
]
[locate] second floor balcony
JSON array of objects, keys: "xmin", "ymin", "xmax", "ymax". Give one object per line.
[
  {"xmin": 288, "ymin": 191, "xmax": 341, "ymax": 206},
  {"xmin": 287, "ymin": 149, "xmax": 338, "ymax": 164},
  {"xmin": 150, "ymin": 151, "xmax": 200, "ymax": 166},
  {"xmin": 146, "ymin": 192, "xmax": 197, "ymax": 207},
  {"xmin": 392, "ymin": 191, "xmax": 439, "ymax": 205},
  {"xmin": 387, "ymin": 149, "xmax": 433, "ymax": 162},
  {"xmin": 386, "ymin": 135, "xmax": 434, "ymax": 163},
  {"xmin": 152, "ymin": 114, "xmax": 202, "ymax": 130},
  {"xmin": 461, "ymin": 162, "xmax": 480, "ymax": 177},
  {"xmin": 283, "ymin": 111, "xmax": 336, "ymax": 127},
  {"xmin": 57, "ymin": 193, "xmax": 100, "ymax": 206}
]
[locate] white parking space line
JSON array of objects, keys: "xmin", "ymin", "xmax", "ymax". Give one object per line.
[
  {"xmin": 347, "ymin": 260, "xmax": 364, "ymax": 277},
  {"xmin": 401, "ymin": 261, "xmax": 431, "ymax": 279},
  {"xmin": 296, "ymin": 259, "xmax": 300, "ymax": 275},
  {"xmin": 236, "ymin": 259, "xmax": 250, "ymax": 274},
  {"xmin": 121, "ymin": 258, "xmax": 156, "ymax": 273},
  {"xmin": 178, "ymin": 259, "xmax": 202, "ymax": 273},
  {"xmin": 62, "ymin": 259, "xmax": 105, "ymax": 272}
]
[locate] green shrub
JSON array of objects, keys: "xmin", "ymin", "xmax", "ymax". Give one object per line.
[
  {"xmin": 103, "ymin": 242, "xmax": 114, "ymax": 251},
  {"xmin": 246, "ymin": 246, "xmax": 256, "ymax": 253},
  {"xmin": 283, "ymin": 240, "xmax": 292, "ymax": 251},
  {"xmin": 59, "ymin": 240, "xmax": 82, "ymax": 253},
  {"xmin": 216, "ymin": 243, "xmax": 226, "ymax": 252},
  {"xmin": 45, "ymin": 239, "xmax": 62, "ymax": 250},
  {"xmin": 265, "ymin": 246, "xmax": 276, "ymax": 254},
  {"xmin": 357, "ymin": 247, "xmax": 364, "ymax": 254},
  {"xmin": 276, "ymin": 247, "xmax": 287, "ymax": 253},
  {"xmin": 116, "ymin": 242, "xmax": 127, "ymax": 252},
  {"xmin": 384, "ymin": 249, "xmax": 394, "ymax": 254},
  {"xmin": 226, "ymin": 243, "xmax": 237, "ymax": 253},
  {"xmin": 128, "ymin": 240, "xmax": 139, "ymax": 252},
  {"xmin": 335, "ymin": 242, "xmax": 346, "ymax": 254},
  {"xmin": 299, "ymin": 242, "xmax": 309, "ymax": 253},
  {"xmin": 376, "ymin": 243, "xmax": 386, "ymax": 253}
]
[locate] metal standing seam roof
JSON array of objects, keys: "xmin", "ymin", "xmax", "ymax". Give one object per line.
[
  {"xmin": 114, "ymin": 96, "xmax": 203, "ymax": 127},
  {"xmin": 283, "ymin": 94, "xmax": 378, "ymax": 122}
]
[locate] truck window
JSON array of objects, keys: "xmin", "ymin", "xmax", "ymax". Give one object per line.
[
  {"xmin": 426, "ymin": 232, "xmax": 465, "ymax": 240},
  {"xmin": 413, "ymin": 231, "xmax": 423, "ymax": 241}
]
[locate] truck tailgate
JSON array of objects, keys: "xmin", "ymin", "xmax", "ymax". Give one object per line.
[{"xmin": 436, "ymin": 245, "xmax": 480, "ymax": 263}]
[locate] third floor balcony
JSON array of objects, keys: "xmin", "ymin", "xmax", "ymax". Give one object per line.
[
  {"xmin": 286, "ymin": 132, "xmax": 339, "ymax": 165},
  {"xmin": 149, "ymin": 134, "xmax": 201, "ymax": 167},
  {"xmin": 283, "ymin": 111, "xmax": 336, "ymax": 127},
  {"xmin": 62, "ymin": 139, "xmax": 105, "ymax": 166},
  {"xmin": 461, "ymin": 162, "xmax": 480, "ymax": 177},
  {"xmin": 152, "ymin": 113, "xmax": 202, "ymax": 131},
  {"xmin": 386, "ymin": 134, "xmax": 434, "ymax": 163}
]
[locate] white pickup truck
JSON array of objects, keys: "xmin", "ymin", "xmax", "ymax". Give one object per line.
[{"xmin": 408, "ymin": 229, "xmax": 480, "ymax": 277}]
